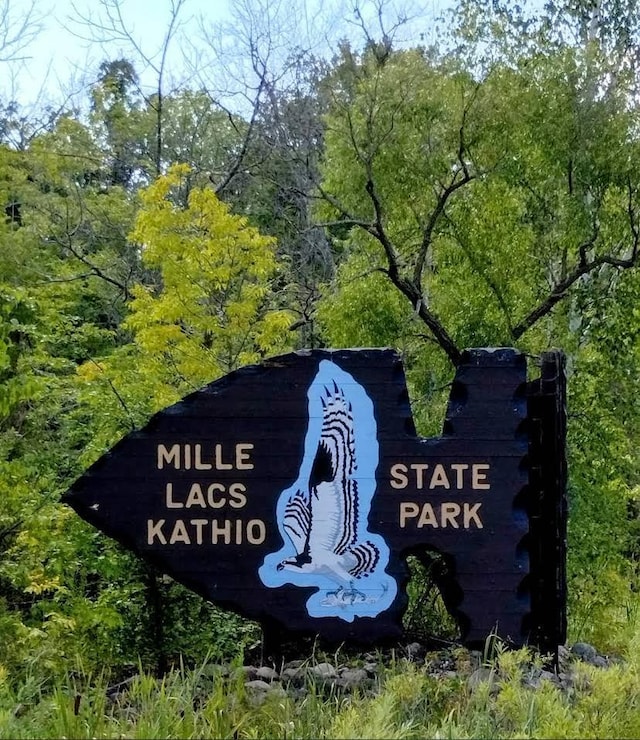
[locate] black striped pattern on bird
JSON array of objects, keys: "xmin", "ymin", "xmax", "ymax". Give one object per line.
[{"xmin": 278, "ymin": 381, "xmax": 379, "ymax": 588}]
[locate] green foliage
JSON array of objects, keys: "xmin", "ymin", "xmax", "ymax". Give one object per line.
[
  {"xmin": 402, "ymin": 555, "xmax": 461, "ymax": 643},
  {"xmin": 1, "ymin": 0, "xmax": 640, "ymax": 712},
  {"xmin": 319, "ymin": 43, "xmax": 640, "ymax": 352},
  {"xmin": 0, "ymin": 131, "xmax": 290, "ymax": 681},
  {"xmin": 121, "ymin": 163, "xmax": 293, "ymax": 395},
  {"xmin": 0, "ymin": 652, "xmax": 464, "ymax": 739},
  {"xmin": 317, "ymin": 251, "xmax": 407, "ymax": 347},
  {"xmin": 9, "ymin": 629, "xmax": 640, "ymax": 738},
  {"xmin": 316, "ymin": 28, "xmax": 640, "ymax": 644}
]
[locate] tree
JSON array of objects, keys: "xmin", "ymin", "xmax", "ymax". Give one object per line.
[
  {"xmin": 70, "ymin": 0, "xmax": 189, "ymax": 175},
  {"xmin": 115, "ymin": 163, "xmax": 293, "ymax": 397},
  {"xmin": 0, "ymin": 0, "xmax": 40, "ymax": 64},
  {"xmin": 317, "ymin": 42, "xmax": 640, "ymax": 361},
  {"xmin": 0, "ymin": 106, "xmax": 153, "ymax": 674},
  {"xmin": 90, "ymin": 58, "xmax": 147, "ymax": 188},
  {"xmin": 70, "ymin": 165, "xmax": 294, "ymax": 669},
  {"xmin": 313, "ymin": 16, "xmax": 640, "ymax": 644}
]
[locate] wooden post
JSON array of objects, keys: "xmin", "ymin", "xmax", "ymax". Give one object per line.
[{"xmin": 526, "ymin": 351, "xmax": 568, "ymax": 656}]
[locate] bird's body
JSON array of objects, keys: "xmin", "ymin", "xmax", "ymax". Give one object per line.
[{"xmin": 277, "ymin": 383, "xmax": 379, "ymax": 600}]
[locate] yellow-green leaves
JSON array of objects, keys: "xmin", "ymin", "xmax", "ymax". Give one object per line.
[{"xmin": 125, "ymin": 165, "xmax": 292, "ymax": 392}]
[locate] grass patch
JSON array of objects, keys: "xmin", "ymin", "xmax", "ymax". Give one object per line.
[{"xmin": 4, "ymin": 620, "xmax": 640, "ymax": 738}]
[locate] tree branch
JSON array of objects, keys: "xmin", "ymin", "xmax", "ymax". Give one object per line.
[
  {"xmin": 88, "ymin": 359, "xmax": 136, "ymax": 431},
  {"xmin": 363, "ymin": 172, "xmax": 462, "ymax": 364},
  {"xmin": 212, "ymin": 73, "xmax": 266, "ymax": 197},
  {"xmin": 47, "ymin": 201, "xmax": 130, "ymax": 299},
  {"xmin": 512, "ymin": 192, "xmax": 640, "ymax": 341},
  {"xmin": 413, "ymin": 91, "xmax": 477, "ymax": 288},
  {"xmin": 312, "ymin": 182, "xmax": 375, "ymax": 231},
  {"xmin": 413, "ymin": 171, "xmax": 475, "ymax": 289},
  {"xmin": 309, "ymin": 127, "xmax": 463, "ymax": 364},
  {"xmin": 0, "ymin": 0, "xmax": 41, "ymax": 63}
]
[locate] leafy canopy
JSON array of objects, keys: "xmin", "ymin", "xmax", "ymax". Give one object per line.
[{"xmin": 120, "ymin": 164, "xmax": 293, "ymax": 398}]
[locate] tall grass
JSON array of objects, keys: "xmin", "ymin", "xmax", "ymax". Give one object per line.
[{"xmin": 4, "ymin": 617, "xmax": 640, "ymax": 738}]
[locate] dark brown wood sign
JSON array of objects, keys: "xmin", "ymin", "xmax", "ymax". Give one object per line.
[{"xmin": 63, "ymin": 348, "xmax": 566, "ymax": 649}]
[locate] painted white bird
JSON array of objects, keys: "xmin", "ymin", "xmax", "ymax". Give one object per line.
[{"xmin": 277, "ymin": 382, "xmax": 380, "ymax": 603}]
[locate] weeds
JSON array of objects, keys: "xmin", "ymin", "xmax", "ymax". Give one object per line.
[{"xmin": 4, "ymin": 617, "xmax": 640, "ymax": 738}]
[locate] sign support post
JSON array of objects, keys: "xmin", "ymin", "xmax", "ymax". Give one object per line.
[{"xmin": 526, "ymin": 351, "xmax": 568, "ymax": 655}]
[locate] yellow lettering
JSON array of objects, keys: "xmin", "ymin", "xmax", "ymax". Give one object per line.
[
  {"xmin": 169, "ymin": 520, "xmax": 191, "ymax": 544},
  {"xmin": 472, "ymin": 464, "xmax": 490, "ymax": 490},
  {"xmin": 157, "ymin": 444, "xmax": 180, "ymax": 470},
  {"xmin": 212, "ymin": 519, "xmax": 232, "ymax": 544},
  {"xmin": 411, "ymin": 463, "xmax": 429, "ymax": 489},
  {"xmin": 229, "ymin": 482, "xmax": 247, "ymax": 509},
  {"xmin": 185, "ymin": 483, "xmax": 207, "ymax": 508},
  {"xmin": 215, "ymin": 444, "xmax": 233, "ymax": 470},
  {"xmin": 399, "ymin": 501, "xmax": 419, "ymax": 527},
  {"xmin": 441, "ymin": 502, "xmax": 461, "ymax": 528},
  {"xmin": 450, "ymin": 463, "xmax": 469, "ymax": 489},
  {"xmin": 165, "ymin": 482, "xmax": 183, "ymax": 509},
  {"xmin": 236, "ymin": 443, "xmax": 254, "ymax": 470},
  {"xmin": 207, "ymin": 483, "xmax": 226, "ymax": 508},
  {"xmin": 147, "ymin": 519, "xmax": 166, "ymax": 544},
  {"xmin": 464, "ymin": 503, "xmax": 483, "ymax": 528},
  {"xmin": 190, "ymin": 519, "xmax": 207, "ymax": 544},
  {"xmin": 156, "ymin": 442, "xmax": 258, "ymax": 471},
  {"xmin": 417, "ymin": 503, "xmax": 439, "ymax": 528},
  {"xmin": 390, "ymin": 464, "xmax": 409, "ymax": 490},
  {"xmin": 429, "ymin": 464, "xmax": 450, "ymax": 489},
  {"xmin": 194, "ymin": 444, "xmax": 212, "ymax": 470},
  {"xmin": 247, "ymin": 519, "xmax": 266, "ymax": 544}
]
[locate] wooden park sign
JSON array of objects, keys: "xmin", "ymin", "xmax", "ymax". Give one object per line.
[{"xmin": 63, "ymin": 348, "xmax": 567, "ymax": 651}]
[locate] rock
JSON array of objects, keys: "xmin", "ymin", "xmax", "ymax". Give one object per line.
[
  {"xmin": 363, "ymin": 662, "xmax": 379, "ymax": 676},
  {"xmin": 282, "ymin": 667, "xmax": 304, "ymax": 682},
  {"xmin": 201, "ymin": 663, "xmax": 229, "ymax": 679},
  {"xmin": 591, "ymin": 655, "xmax": 608, "ymax": 668},
  {"xmin": 522, "ymin": 668, "xmax": 558, "ymax": 690},
  {"xmin": 289, "ymin": 685, "xmax": 308, "ymax": 700},
  {"xmin": 256, "ymin": 666, "xmax": 280, "ymax": 682},
  {"xmin": 571, "ymin": 642, "xmax": 597, "ymax": 663},
  {"xmin": 339, "ymin": 668, "xmax": 368, "ymax": 687},
  {"xmin": 540, "ymin": 669, "xmax": 557, "ymax": 684},
  {"xmin": 284, "ymin": 659, "xmax": 306, "ymax": 670},
  {"xmin": 311, "ymin": 662, "xmax": 337, "ymax": 680},
  {"xmin": 245, "ymin": 679, "xmax": 271, "ymax": 692},
  {"xmin": 558, "ymin": 673, "xmax": 574, "ymax": 692},
  {"xmin": 231, "ymin": 665, "xmax": 258, "ymax": 682},
  {"xmin": 405, "ymin": 642, "xmax": 426, "ymax": 661},
  {"xmin": 245, "ymin": 679, "xmax": 274, "ymax": 707},
  {"xmin": 558, "ymin": 645, "xmax": 572, "ymax": 671},
  {"xmin": 467, "ymin": 666, "xmax": 495, "ymax": 692},
  {"xmin": 267, "ymin": 684, "xmax": 287, "ymax": 698},
  {"xmin": 425, "ymin": 652, "xmax": 457, "ymax": 677}
]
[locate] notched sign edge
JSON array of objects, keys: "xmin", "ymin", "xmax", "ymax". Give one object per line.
[{"xmin": 62, "ymin": 346, "xmax": 566, "ymax": 650}]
